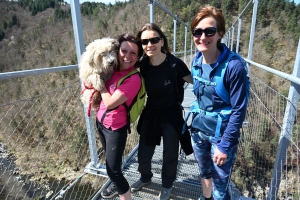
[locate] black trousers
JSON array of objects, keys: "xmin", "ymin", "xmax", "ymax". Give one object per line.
[
  {"xmin": 96, "ymin": 119, "xmax": 129, "ymax": 194},
  {"xmin": 138, "ymin": 118, "xmax": 179, "ymax": 188}
]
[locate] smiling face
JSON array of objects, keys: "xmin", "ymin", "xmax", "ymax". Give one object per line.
[
  {"xmin": 193, "ymin": 17, "xmax": 221, "ymax": 54},
  {"xmin": 140, "ymin": 30, "xmax": 163, "ymax": 58},
  {"xmin": 118, "ymin": 41, "xmax": 139, "ymax": 71}
]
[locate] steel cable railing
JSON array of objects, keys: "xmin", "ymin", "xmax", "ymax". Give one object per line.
[{"xmin": 0, "ymin": 0, "xmax": 299, "ymax": 199}]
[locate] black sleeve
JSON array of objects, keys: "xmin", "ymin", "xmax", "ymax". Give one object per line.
[
  {"xmin": 174, "ymin": 56, "xmax": 191, "ymax": 81},
  {"xmin": 139, "ymin": 56, "xmax": 149, "ymax": 77}
]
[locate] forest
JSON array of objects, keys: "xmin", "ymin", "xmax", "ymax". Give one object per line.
[{"xmin": 0, "ymin": 0, "xmax": 299, "ymax": 199}]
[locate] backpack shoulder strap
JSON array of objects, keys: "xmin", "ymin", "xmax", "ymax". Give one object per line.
[
  {"xmin": 214, "ymin": 52, "xmax": 247, "ymax": 105},
  {"xmin": 117, "ymin": 69, "xmax": 141, "ymax": 110},
  {"xmin": 118, "ymin": 69, "xmax": 139, "ymax": 87},
  {"xmin": 101, "ymin": 69, "xmax": 140, "ymax": 124},
  {"xmin": 191, "ymin": 55, "xmax": 202, "ymax": 92},
  {"xmin": 118, "ymin": 69, "xmax": 142, "ymax": 133},
  {"xmin": 191, "ymin": 56, "xmax": 198, "ymax": 78},
  {"xmin": 213, "ymin": 53, "xmax": 236, "ymax": 105}
]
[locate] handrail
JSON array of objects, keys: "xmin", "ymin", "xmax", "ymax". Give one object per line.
[
  {"xmin": 231, "ymin": 0, "xmax": 253, "ymax": 27},
  {"xmin": 0, "ymin": 65, "xmax": 78, "ymax": 80},
  {"xmin": 244, "ymin": 58, "xmax": 300, "ymax": 85},
  {"xmin": 150, "ymin": 0, "xmax": 188, "ymax": 27}
]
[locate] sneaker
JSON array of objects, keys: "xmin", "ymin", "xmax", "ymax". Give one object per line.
[
  {"xmin": 101, "ymin": 183, "xmax": 118, "ymax": 199},
  {"xmin": 159, "ymin": 187, "xmax": 172, "ymax": 200},
  {"xmin": 131, "ymin": 180, "xmax": 151, "ymax": 192}
]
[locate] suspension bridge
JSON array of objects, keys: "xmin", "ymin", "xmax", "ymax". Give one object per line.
[{"xmin": 0, "ymin": 0, "xmax": 299, "ymax": 200}]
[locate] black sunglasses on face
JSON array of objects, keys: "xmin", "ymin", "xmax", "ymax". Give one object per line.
[
  {"xmin": 192, "ymin": 27, "xmax": 218, "ymax": 37},
  {"xmin": 141, "ymin": 37, "xmax": 161, "ymax": 45}
]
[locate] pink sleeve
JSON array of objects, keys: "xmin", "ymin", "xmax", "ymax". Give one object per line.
[{"xmin": 117, "ymin": 73, "xmax": 142, "ymax": 107}]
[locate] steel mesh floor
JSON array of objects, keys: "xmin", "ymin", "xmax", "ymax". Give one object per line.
[
  {"xmin": 95, "ymin": 141, "xmax": 202, "ymax": 200},
  {"xmin": 93, "ymin": 84, "xmax": 255, "ymax": 200}
]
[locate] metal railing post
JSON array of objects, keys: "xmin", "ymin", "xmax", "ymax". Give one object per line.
[
  {"xmin": 149, "ymin": 0, "xmax": 154, "ymax": 23},
  {"xmin": 184, "ymin": 26, "xmax": 187, "ymax": 64},
  {"xmin": 150, "ymin": 1, "xmax": 188, "ymax": 56},
  {"xmin": 230, "ymin": 27, "xmax": 235, "ymax": 51},
  {"xmin": 190, "ymin": 36, "xmax": 193, "ymax": 68},
  {"xmin": 70, "ymin": 0, "xmax": 100, "ymax": 168},
  {"xmin": 173, "ymin": 17, "xmax": 177, "ymax": 54},
  {"xmin": 236, "ymin": 17, "xmax": 242, "ymax": 53},
  {"xmin": 228, "ymin": 30, "xmax": 231, "ymax": 47},
  {"xmin": 267, "ymin": 38, "xmax": 300, "ymax": 200},
  {"xmin": 247, "ymin": 0, "xmax": 259, "ymax": 72}
]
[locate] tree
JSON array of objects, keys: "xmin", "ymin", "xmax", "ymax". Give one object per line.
[
  {"xmin": 286, "ymin": 11, "xmax": 297, "ymax": 32},
  {"xmin": 276, "ymin": 14, "xmax": 285, "ymax": 31},
  {"xmin": 265, "ymin": 36, "xmax": 275, "ymax": 53},
  {"xmin": 257, "ymin": 0, "xmax": 268, "ymax": 24},
  {"xmin": 2, "ymin": 21, "xmax": 7, "ymax": 30},
  {"xmin": 8, "ymin": 14, "xmax": 18, "ymax": 28},
  {"xmin": 0, "ymin": 30, "xmax": 5, "ymax": 41}
]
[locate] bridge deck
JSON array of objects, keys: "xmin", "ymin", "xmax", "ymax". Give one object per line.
[{"xmin": 93, "ymin": 84, "xmax": 254, "ymax": 200}]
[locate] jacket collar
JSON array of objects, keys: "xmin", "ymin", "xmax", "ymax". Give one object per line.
[{"xmin": 192, "ymin": 44, "xmax": 230, "ymax": 69}]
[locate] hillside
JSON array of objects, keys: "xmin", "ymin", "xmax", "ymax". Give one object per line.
[
  {"xmin": 0, "ymin": 0, "xmax": 299, "ymax": 196},
  {"xmin": 0, "ymin": 0, "xmax": 299, "ymax": 91}
]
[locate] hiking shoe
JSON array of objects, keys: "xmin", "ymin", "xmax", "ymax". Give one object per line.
[
  {"xmin": 159, "ymin": 187, "xmax": 172, "ymax": 200},
  {"xmin": 131, "ymin": 180, "xmax": 151, "ymax": 192},
  {"xmin": 101, "ymin": 183, "xmax": 118, "ymax": 199}
]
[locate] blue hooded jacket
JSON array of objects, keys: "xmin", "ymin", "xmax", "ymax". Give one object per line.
[{"xmin": 191, "ymin": 44, "xmax": 248, "ymax": 154}]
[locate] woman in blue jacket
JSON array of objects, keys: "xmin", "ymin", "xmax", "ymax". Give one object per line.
[{"xmin": 190, "ymin": 6, "xmax": 248, "ymax": 200}]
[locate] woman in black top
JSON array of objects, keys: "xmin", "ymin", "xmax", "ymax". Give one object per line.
[{"xmin": 131, "ymin": 23, "xmax": 192, "ymax": 200}]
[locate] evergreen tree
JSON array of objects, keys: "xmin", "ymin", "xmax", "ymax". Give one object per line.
[
  {"xmin": 284, "ymin": 0, "xmax": 296, "ymax": 17},
  {"xmin": 2, "ymin": 21, "xmax": 7, "ymax": 30},
  {"xmin": 8, "ymin": 14, "xmax": 18, "ymax": 28},
  {"xmin": 0, "ymin": 30, "xmax": 5, "ymax": 41},
  {"xmin": 276, "ymin": 14, "xmax": 285, "ymax": 31},
  {"xmin": 286, "ymin": 11, "xmax": 297, "ymax": 33}
]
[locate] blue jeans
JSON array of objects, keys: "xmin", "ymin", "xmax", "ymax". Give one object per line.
[{"xmin": 191, "ymin": 129, "xmax": 238, "ymax": 200}]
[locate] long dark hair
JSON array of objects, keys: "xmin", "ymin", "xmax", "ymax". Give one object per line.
[
  {"xmin": 136, "ymin": 23, "xmax": 170, "ymax": 54},
  {"xmin": 117, "ymin": 33, "xmax": 143, "ymax": 68}
]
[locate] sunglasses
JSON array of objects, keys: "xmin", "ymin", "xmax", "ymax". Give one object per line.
[
  {"xmin": 192, "ymin": 27, "xmax": 218, "ymax": 37},
  {"xmin": 141, "ymin": 37, "xmax": 161, "ymax": 45}
]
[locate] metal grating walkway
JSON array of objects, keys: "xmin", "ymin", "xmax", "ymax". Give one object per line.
[
  {"xmin": 124, "ymin": 145, "xmax": 202, "ymax": 200},
  {"xmin": 94, "ymin": 142, "xmax": 202, "ymax": 200},
  {"xmin": 93, "ymin": 84, "xmax": 255, "ymax": 200}
]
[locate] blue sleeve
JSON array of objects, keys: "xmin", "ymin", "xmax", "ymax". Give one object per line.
[{"xmin": 217, "ymin": 58, "xmax": 248, "ymax": 154}]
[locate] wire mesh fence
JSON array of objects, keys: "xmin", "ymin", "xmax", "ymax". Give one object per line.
[
  {"xmin": 231, "ymin": 68, "xmax": 300, "ymax": 200},
  {"xmin": 0, "ymin": 64, "xmax": 299, "ymax": 200},
  {"xmin": 0, "ymin": 69, "xmax": 140, "ymax": 200},
  {"xmin": 0, "ymin": 0, "xmax": 299, "ymax": 199}
]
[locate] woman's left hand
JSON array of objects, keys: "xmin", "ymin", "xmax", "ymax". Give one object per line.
[{"xmin": 213, "ymin": 147, "xmax": 228, "ymax": 166}]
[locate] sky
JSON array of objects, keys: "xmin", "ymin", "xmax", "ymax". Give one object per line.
[{"xmin": 64, "ymin": 0, "xmax": 127, "ymax": 4}]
